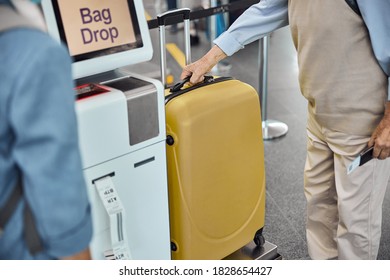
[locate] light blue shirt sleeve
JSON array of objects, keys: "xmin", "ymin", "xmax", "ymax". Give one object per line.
[
  {"xmin": 1, "ymin": 29, "xmax": 92, "ymax": 259},
  {"xmin": 214, "ymin": 0, "xmax": 289, "ymax": 56},
  {"xmin": 357, "ymin": 0, "xmax": 390, "ymax": 100}
]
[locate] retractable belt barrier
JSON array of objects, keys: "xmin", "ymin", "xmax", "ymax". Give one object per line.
[{"xmin": 147, "ymin": 0, "xmax": 259, "ymax": 29}]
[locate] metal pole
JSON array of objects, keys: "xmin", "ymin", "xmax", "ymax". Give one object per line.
[
  {"xmin": 159, "ymin": 25, "xmax": 167, "ymax": 87},
  {"xmin": 259, "ymin": 35, "xmax": 268, "ymax": 122},
  {"xmin": 210, "ymin": 0, "xmax": 217, "ymax": 48},
  {"xmin": 184, "ymin": 18, "xmax": 192, "ymax": 65},
  {"xmin": 258, "ymin": 36, "xmax": 288, "ymax": 140}
]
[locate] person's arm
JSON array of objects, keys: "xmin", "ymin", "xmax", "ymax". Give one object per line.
[
  {"xmin": 181, "ymin": 0, "xmax": 289, "ymax": 84},
  {"xmin": 358, "ymin": 0, "xmax": 390, "ymax": 159},
  {"xmin": 9, "ymin": 31, "xmax": 92, "ymax": 259}
]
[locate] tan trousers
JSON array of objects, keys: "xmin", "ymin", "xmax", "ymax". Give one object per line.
[{"xmin": 305, "ymin": 116, "xmax": 390, "ymax": 260}]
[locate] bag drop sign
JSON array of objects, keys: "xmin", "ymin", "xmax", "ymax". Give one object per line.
[
  {"xmin": 80, "ymin": 8, "xmax": 118, "ymax": 44},
  {"xmin": 57, "ymin": 0, "xmax": 136, "ymax": 56}
]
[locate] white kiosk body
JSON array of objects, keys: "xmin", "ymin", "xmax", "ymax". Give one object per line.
[{"xmin": 42, "ymin": 0, "xmax": 170, "ymax": 260}]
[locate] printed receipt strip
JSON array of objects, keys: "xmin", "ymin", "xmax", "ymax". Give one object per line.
[{"xmin": 94, "ymin": 176, "xmax": 131, "ymax": 260}]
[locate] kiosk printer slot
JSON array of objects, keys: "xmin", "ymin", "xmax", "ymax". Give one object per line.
[{"xmin": 42, "ymin": 0, "xmax": 170, "ymax": 260}]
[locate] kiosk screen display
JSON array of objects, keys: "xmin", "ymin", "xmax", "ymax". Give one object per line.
[
  {"xmin": 43, "ymin": 0, "xmax": 152, "ymax": 78},
  {"xmin": 52, "ymin": 0, "xmax": 143, "ymax": 62}
]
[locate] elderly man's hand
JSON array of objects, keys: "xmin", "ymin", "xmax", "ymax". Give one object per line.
[
  {"xmin": 368, "ymin": 101, "xmax": 390, "ymax": 159},
  {"xmin": 180, "ymin": 45, "xmax": 227, "ymax": 85}
]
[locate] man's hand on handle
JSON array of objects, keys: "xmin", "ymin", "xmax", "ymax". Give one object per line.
[
  {"xmin": 180, "ymin": 45, "xmax": 227, "ymax": 85},
  {"xmin": 368, "ymin": 101, "xmax": 390, "ymax": 160}
]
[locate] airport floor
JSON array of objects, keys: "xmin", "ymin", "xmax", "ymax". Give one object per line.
[{"xmin": 132, "ymin": 1, "xmax": 390, "ymax": 260}]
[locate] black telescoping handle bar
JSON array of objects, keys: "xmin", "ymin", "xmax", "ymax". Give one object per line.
[
  {"xmin": 157, "ymin": 8, "xmax": 191, "ymax": 26},
  {"xmin": 157, "ymin": 8, "xmax": 191, "ymax": 88},
  {"xmin": 148, "ymin": 0, "xmax": 259, "ymax": 29}
]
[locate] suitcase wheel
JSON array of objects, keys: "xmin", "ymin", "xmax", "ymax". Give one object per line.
[
  {"xmin": 166, "ymin": 135, "xmax": 175, "ymax": 146},
  {"xmin": 171, "ymin": 241, "xmax": 178, "ymax": 251},
  {"xmin": 254, "ymin": 229, "xmax": 265, "ymax": 247}
]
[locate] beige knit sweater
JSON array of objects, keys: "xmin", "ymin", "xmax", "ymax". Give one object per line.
[{"xmin": 288, "ymin": 0, "xmax": 387, "ymax": 135}]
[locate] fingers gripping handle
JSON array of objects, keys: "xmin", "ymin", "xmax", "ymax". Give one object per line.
[
  {"xmin": 157, "ymin": 8, "xmax": 192, "ymax": 87},
  {"xmin": 170, "ymin": 75, "xmax": 215, "ymax": 93}
]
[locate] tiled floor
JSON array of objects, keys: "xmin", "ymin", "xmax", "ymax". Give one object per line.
[{"xmin": 135, "ymin": 1, "xmax": 390, "ymax": 260}]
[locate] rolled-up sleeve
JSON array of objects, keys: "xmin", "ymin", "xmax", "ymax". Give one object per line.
[
  {"xmin": 214, "ymin": 0, "xmax": 289, "ymax": 56},
  {"xmin": 9, "ymin": 31, "xmax": 92, "ymax": 258},
  {"xmin": 358, "ymin": 0, "xmax": 390, "ymax": 100}
]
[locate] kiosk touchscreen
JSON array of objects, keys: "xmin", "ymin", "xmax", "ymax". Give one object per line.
[
  {"xmin": 42, "ymin": 0, "xmax": 171, "ymax": 260},
  {"xmin": 42, "ymin": 0, "xmax": 152, "ymax": 79}
]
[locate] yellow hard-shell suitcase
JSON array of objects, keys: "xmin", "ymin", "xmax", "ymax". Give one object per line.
[{"xmin": 158, "ymin": 9, "xmax": 266, "ymax": 260}]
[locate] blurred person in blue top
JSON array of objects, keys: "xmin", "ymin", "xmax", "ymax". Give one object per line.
[
  {"xmin": 182, "ymin": 0, "xmax": 390, "ymax": 260},
  {"xmin": 0, "ymin": 0, "xmax": 92, "ymax": 259}
]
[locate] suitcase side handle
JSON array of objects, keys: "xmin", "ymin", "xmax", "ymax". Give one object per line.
[
  {"xmin": 170, "ymin": 75, "xmax": 215, "ymax": 93},
  {"xmin": 170, "ymin": 76, "xmax": 191, "ymax": 92},
  {"xmin": 157, "ymin": 8, "xmax": 191, "ymax": 88},
  {"xmin": 165, "ymin": 76, "xmax": 234, "ymax": 104}
]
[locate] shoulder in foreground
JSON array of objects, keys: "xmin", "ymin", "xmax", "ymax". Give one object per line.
[{"xmin": 0, "ymin": 28, "xmax": 69, "ymax": 63}]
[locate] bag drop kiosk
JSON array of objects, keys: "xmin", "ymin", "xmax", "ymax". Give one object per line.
[{"xmin": 42, "ymin": 0, "xmax": 170, "ymax": 259}]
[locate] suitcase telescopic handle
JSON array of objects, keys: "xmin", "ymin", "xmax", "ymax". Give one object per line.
[
  {"xmin": 157, "ymin": 8, "xmax": 191, "ymax": 25},
  {"xmin": 157, "ymin": 8, "xmax": 192, "ymax": 88}
]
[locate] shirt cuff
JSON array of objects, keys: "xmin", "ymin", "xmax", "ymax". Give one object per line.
[
  {"xmin": 46, "ymin": 207, "xmax": 92, "ymax": 258},
  {"xmin": 213, "ymin": 31, "xmax": 245, "ymax": 56}
]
